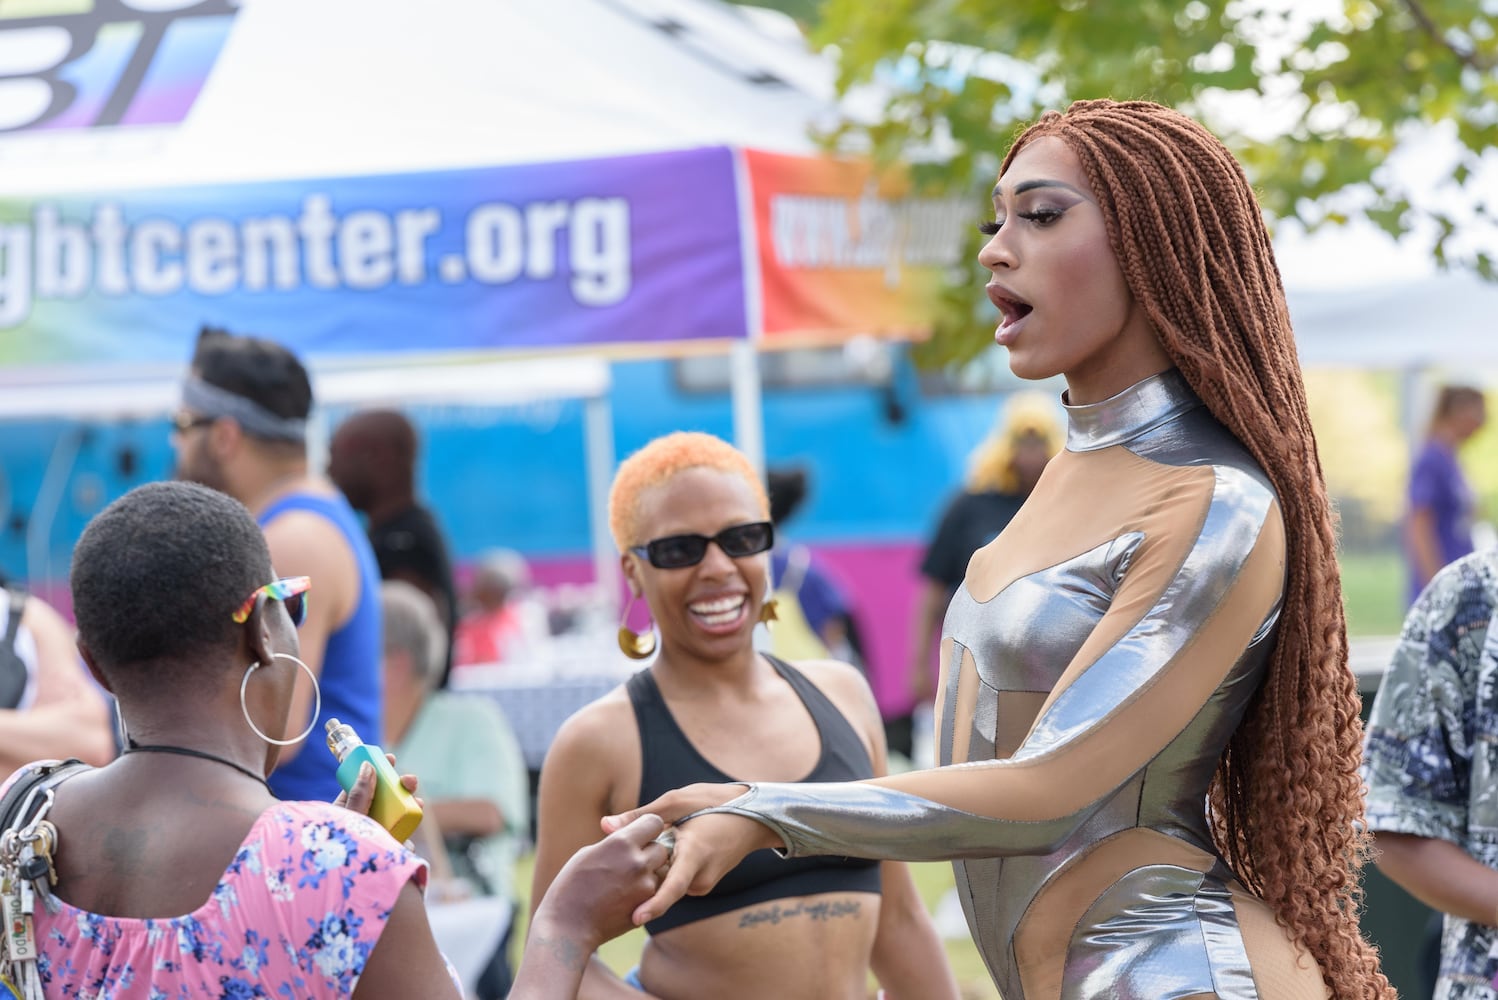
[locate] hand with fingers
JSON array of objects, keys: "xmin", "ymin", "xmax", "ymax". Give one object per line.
[
  {"xmin": 332, "ymin": 751, "xmax": 422, "ymax": 818},
  {"xmin": 514, "ymin": 814, "xmax": 676, "ymax": 999},
  {"xmin": 601, "ymin": 783, "xmax": 784, "ymax": 926}
]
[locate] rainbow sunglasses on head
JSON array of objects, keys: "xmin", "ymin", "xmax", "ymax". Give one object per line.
[{"xmin": 232, "ymin": 576, "xmax": 311, "ymax": 627}]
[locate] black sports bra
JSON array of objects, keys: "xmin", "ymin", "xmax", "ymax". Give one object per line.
[{"xmin": 627, "ymin": 655, "xmax": 881, "ymax": 935}]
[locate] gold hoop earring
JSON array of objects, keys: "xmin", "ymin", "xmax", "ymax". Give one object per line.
[
  {"xmin": 618, "ymin": 593, "xmax": 657, "ymax": 660},
  {"xmin": 758, "ymin": 598, "xmax": 780, "ymax": 625}
]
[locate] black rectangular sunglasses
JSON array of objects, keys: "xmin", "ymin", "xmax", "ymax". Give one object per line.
[{"xmin": 632, "ymin": 521, "xmax": 775, "ymax": 570}]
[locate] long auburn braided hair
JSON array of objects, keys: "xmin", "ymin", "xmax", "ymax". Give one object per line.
[{"xmin": 1000, "ymin": 100, "xmax": 1391, "ymax": 998}]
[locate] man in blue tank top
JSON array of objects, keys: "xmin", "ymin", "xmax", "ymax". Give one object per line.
[{"xmin": 171, "ymin": 326, "xmax": 383, "ymax": 802}]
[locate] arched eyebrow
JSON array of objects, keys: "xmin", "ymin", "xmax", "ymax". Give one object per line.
[{"xmin": 991, "ymin": 179, "xmax": 1089, "ymax": 199}]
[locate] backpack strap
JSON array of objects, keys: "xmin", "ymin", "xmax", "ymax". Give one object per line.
[{"xmin": 0, "ymin": 759, "xmax": 88, "ymax": 834}]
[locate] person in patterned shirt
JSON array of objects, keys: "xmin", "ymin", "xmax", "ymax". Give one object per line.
[{"xmin": 1365, "ymin": 548, "xmax": 1498, "ymax": 1000}]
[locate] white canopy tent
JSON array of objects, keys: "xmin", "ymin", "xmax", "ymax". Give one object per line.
[
  {"xmin": 1288, "ymin": 272, "xmax": 1498, "ymax": 370},
  {"xmin": 0, "ymin": 0, "xmax": 847, "ymax": 193},
  {"xmin": 0, "ymin": 0, "xmax": 866, "ymax": 587}
]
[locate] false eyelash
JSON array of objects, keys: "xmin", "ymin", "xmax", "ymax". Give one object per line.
[{"xmin": 977, "ymin": 220, "xmax": 1002, "ymax": 235}]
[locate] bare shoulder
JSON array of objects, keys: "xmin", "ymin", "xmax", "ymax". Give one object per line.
[
  {"xmin": 261, "ymin": 508, "xmax": 359, "ymax": 606},
  {"xmin": 261, "ymin": 506, "xmax": 349, "ymax": 556},
  {"xmin": 788, "ymin": 658, "xmax": 881, "ymax": 728},
  {"xmin": 543, "ymin": 683, "xmax": 639, "ymax": 775}
]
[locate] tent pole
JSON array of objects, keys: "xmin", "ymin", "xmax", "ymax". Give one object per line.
[
  {"xmin": 27, "ymin": 426, "xmax": 85, "ymax": 586},
  {"xmin": 730, "ymin": 340, "xmax": 765, "ymax": 477},
  {"xmin": 730, "ymin": 147, "xmax": 766, "ymax": 478},
  {"xmin": 584, "ymin": 392, "xmax": 618, "ymax": 615}
]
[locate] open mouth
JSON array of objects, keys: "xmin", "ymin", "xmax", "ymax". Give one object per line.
[
  {"xmin": 994, "ymin": 295, "xmax": 1033, "ymax": 328},
  {"xmin": 985, "ymin": 284, "xmax": 1033, "ymax": 329},
  {"xmin": 688, "ymin": 595, "xmax": 748, "ymax": 630}
]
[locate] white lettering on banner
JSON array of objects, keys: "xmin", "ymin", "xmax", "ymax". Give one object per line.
[
  {"xmin": 131, "ymin": 219, "xmax": 183, "ymax": 296},
  {"xmin": 35, "ymin": 205, "xmax": 90, "ymax": 298},
  {"xmin": 241, "ymin": 216, "xmax": 299, "ymax": 291},
  {"xmin": 570, "ymin": 198, "xmax": 631, "ymax": 307},
  {"xmin": 339, "ymin": 210, "xmax": 395, "ymax": 290},
  {"xmin": 394, "ymin": 210, "xmax": 441, "ymax": 285},
  {"xmin": 0, "ymin": 193, "xmax": 635, "ymax": 328},
  {"xmin": 93, "ymin": 205, "xmax": 129, "ymax": 296},
  {"xmin": 299, "ymin": 195, "xmax": 340, "ymax": 290},
  {"xmin": 0, "ymin": 225, "xmax": 31, "ymax": 327},
  {"xmin": 769, "ymin": 188, "xmax": 969, "ymax": 287},
  {"xmin": 187, "ymin": 218, "xmax": 238, "ymax": 295},
  {"xmin": 466, "ymin": 204, "xmax": 525, "ymax": 284}
]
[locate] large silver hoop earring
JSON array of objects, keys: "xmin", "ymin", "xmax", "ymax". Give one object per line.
[
  {"xmin": 240, "ymin": 652, "xmax": 322, "ymax": 747},
  {"xmin": 113, "ymin": 697, "xmax": 129, "ymax": 748}
]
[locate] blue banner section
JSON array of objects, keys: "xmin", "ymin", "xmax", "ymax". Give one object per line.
[{"xmin": 0, "ymin": 146, "xmax": 748, "ymax": 366}]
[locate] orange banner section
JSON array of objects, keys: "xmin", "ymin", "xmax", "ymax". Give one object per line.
[{"xmin": 745, "ymin": 149, "xmax": 969, "ymax": 341}]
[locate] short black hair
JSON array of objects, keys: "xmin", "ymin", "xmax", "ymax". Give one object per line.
[
  {"xmin": 71, "ymin": 482, "xmax": 272, "ymax": 683},
  {"xmin": 192, "ymin": 325, "xmax": 314, "ymax": 423},
  {"xmin": 767, "ymin": 466, "xmax": 809, "ymax": 526}
]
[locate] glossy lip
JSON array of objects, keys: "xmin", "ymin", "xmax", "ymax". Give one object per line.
[{"xmin": 986, "ymin": 282, "xmax": 1033, "ymax": 345}]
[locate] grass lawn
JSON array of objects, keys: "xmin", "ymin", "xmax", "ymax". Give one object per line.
[{"xmin": 1339, "ymin": 547, "xmax": 1406, "ymax": 637}]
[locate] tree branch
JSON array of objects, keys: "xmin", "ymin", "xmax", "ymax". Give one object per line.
[{"xmin": 1398, "ymin": 0, "xmax": 1494, "ymax": 72}]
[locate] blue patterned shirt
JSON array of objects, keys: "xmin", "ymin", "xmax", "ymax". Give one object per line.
[{"xmin": 1364, "ymin": 550, "xmax": 1498, "ymax": 1000}]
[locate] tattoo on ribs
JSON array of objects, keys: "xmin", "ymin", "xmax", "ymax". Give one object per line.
[{"xmin": 737, "ymin": 898, "xmax": 862, "ymax": 929}]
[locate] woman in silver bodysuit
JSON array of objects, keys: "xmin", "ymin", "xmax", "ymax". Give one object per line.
[{"xmin": 605, "ymin": 102, "xmax": 1394, "ymax": 1000}]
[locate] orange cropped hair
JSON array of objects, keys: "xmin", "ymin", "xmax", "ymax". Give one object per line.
[
  {"xmin": 1003, "ymin": 101, "xmax": 1390, "ymax": 998},
  {"xmin": 608, "ymin": 431, "xmax": 770, "ymax": 551}
]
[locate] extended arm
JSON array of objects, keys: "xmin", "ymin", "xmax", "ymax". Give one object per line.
[
  {"xmin": 611, "ymin": 470, "xmax": 1284, "ymax": 921},
  {"xmin": 515, "ymin": 815, "xmax": 669, "ymax": 1000},
  {"xmin": 1363, "ymin": 561, "xmax": 1497, "ymax": 926},
  {"xmin": 531, "ymin": 701, "xmax": 663, "ymax": 1000},
  {"xmin": 1374, "ymin": 832, "xmax": 1498, "ymax": 925},
  {"xmin": 714, "ymin": 476, "xmax": 1282, "ymax": 862},
  {"xmin": 1406, "ymin": 508, "xmax": 1445, "ymax": 592}
]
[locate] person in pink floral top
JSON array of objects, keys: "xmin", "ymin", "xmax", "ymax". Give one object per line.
[
  {"xmin": 7, "ymin": 481, "xmax": 460, "ymax": 999},
  {"xmin": 9, "ymin": 481, "xmax": 672, "ymax": 1000}
]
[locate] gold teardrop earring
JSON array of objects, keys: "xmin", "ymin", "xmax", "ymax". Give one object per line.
[
  {"xmin": 618, "ymin": 592, "xmax": 657, "ymax": 660},
  {"xmin": 758, "ymin": 597, "xmax": 780, "ymax": 624}
]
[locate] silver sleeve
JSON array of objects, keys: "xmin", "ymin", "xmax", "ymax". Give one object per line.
[{"xmin": 687, "ymin": 777, "xmax": 1087, "ymax": 862}]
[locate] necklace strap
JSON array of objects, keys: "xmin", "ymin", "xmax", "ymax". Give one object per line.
[{"xmin": 124, "ymin": 741, "xmax": 274, "ymax": 796}]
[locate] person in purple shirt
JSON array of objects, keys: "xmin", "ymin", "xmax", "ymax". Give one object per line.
[{"xmin": 1406, "ymin": 384, "xmax": 1488, "ymax": 603}]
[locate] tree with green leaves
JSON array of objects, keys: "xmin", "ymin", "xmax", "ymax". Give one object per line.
[{"xmin": 808, "ymin": 0, "xmax": 1497, "ymax": 363}]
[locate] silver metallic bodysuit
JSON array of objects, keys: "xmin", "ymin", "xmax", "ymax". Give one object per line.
[{"xmin": 702, "ymin": 372, "xmax": 1330, "ymax": 999}]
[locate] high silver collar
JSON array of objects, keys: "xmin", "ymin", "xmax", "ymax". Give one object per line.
[{"xmin": 1063, "ymin": 369, "xmax": 1202, "ymax": 452}]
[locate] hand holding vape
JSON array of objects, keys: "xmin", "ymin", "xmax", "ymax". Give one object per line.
[{"xmin": 326, "ymin": 718, "xmax": 424, "ymax": 842}]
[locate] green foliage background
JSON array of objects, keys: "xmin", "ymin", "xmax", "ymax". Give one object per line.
[{"xmin": 739, "ymin": 0, "xmax": 1497, "ymax": 365}]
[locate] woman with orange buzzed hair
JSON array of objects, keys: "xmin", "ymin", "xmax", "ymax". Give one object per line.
[
  {"xmin": 529, "ymin": 431, "xmax": 957, "ymax": 1000},
  {"xmin": 606, "ymin": 102, "xmax": 1394, "ymax": 999}
]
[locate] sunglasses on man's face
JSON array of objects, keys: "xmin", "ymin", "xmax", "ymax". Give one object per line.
[
  {"xmin": 631, "ymin": 521, "xmax": 774, "ymax": 570},
  {"xmin": 172, "ymin": 412, "xmax": 216, "ymax": 434},
  {"xmin": 232, "ymin": 576, "xmax": 312, "ymax": 627}
]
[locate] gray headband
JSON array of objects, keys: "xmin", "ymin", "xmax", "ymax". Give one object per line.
[{"xmin": 181, "ymin": 375, "xmax": 308, "ymax": 443}]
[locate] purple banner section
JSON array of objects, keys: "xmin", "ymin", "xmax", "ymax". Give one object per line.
[{"xmin": 0, "ymin": 146, "xmax": 748, "ymax": 366}]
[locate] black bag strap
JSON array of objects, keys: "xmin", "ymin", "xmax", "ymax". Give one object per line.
[
  {"xmin": 0, "ymin": 758, "xmax": 89, "ymax": 834},
  {"xmin": 2, "ymin": 585, "xmax": 25, "ymax": 646}
]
